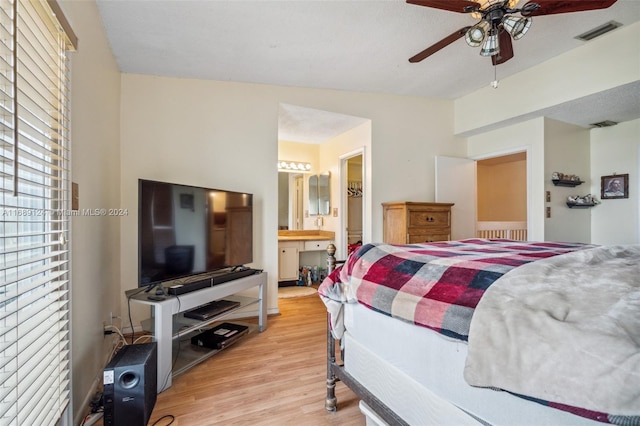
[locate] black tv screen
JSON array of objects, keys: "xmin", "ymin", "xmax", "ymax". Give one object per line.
[{"xmin": 138, "ymin": 179, "xmax": 253, "ymax": 287}]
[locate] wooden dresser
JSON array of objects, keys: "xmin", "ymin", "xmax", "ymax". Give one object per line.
[{"xmin": 382, "ymin": 202, "xmax": 454, "ymax": 244}]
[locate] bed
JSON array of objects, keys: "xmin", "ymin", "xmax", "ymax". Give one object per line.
[{"xmin": 318, "ymin": 239, "xmax": 640, "ymax": 426}]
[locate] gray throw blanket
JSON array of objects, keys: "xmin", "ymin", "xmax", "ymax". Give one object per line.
[{"xmin": 464, "ymin": 245, "xmax": 640, "ymax": 416}]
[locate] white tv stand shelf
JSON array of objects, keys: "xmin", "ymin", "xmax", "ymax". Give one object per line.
[{"xmin": 126, "ymin": 271, "xmax": 267, "ymax": 392}]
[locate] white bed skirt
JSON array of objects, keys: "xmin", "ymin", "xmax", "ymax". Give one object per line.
[{"xmin": 343, "ymin": 303, "xmax": 601, "ymax": 426}]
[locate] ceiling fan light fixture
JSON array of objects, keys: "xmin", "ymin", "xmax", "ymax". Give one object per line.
[
  {"xmin": 486, "ymin": 0, "xmax": 519, "ymax": 8},
  {"xmin": 480, "ymin": 32, "xmax": 500, "ymax": 56},
  {"xmin": 465, "ymin": 21, "xmax": 490, "ymax": 47},
  {"xmin": 471, "ymin": 0, "xmax": 519, "ymax": 18},
  {"xmin": 502, "ymin": 16, "xmax": 532, "ymax": 40}
]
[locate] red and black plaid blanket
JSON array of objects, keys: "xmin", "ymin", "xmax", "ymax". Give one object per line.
[{"xmin": 319, "ymin": 238, "xmax": 593, "ymax": 341}]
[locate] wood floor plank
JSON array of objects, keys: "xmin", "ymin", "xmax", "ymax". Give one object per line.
[{"xmin": 97, "ymin": 292, "xmax": 365, "ymax": 425}]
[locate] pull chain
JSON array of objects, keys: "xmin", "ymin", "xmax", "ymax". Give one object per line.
[{"xmin": 491, "ymin": 63, "xmax": 499, "ymax": 89}]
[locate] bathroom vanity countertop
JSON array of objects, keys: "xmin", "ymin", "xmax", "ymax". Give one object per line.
[{"xmin": 277, "ymin": 230, "xmax": 335, "ymax": 241}]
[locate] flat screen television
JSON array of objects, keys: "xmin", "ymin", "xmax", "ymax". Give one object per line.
[{"xmin": 138, "ymin": 179, "xmax": 253, "ymax": 288}]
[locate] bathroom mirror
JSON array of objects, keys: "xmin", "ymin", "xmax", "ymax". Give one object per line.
[
  {"xmin": 308, "ymin": 175, "xmax": 319, "ymax": 216},
  {"xmin": 318, "ymin": 173, "xmax": 330, "ymax": 216},
  {"xmin": 309, "ymin": 172, "xmax": 330, "ymax": 216}
]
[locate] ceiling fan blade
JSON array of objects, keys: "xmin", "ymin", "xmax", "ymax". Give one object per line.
[
  {"xmin": 409, "ymin": 27, "xmax": 471, "ymax": 63},
  {"xmin": 521, "ymin": 0, "xmax": 618, "ymax": 17},
  {"xmin": 407, "ymin": 0, "xmax": 481, "ymax": 13},
  {"xmin": 492, "ymin": 30, "xmax": 514, "ymax": 65}
]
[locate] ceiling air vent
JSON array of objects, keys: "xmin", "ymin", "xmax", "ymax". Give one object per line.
[
  {"xmin": 575, "ymin": 21, "xmax": 622, "ymax": 41},
  {"xmin": 590, "ymin": 120, "xmax": 618, "ymax": 128}
]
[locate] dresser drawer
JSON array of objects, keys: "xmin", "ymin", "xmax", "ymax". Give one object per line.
[
  {"xmin": 408, "ymin": 210, "xmax": 450, "ymax": 228},
  {"xmin": 303, "ymin": 240, "xmax": 331, "ymax": 251},
  {"xmin": 407, "ymin": 232, "xmax": 451, "ymax": 244}
]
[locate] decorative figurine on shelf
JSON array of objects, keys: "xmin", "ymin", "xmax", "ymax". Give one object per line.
[
  {"xmin": 567, "ymin": 194, "xmax": 600, "ymax": 205},
  {"xmin": 553, "ymin": 172, "xmax": 581, "ymax": 182}
]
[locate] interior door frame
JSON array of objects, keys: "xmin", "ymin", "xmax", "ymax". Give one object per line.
[
  {"xmin": 339, "ymin": 147, "xmax": 366, "ymax": 260},
  {"xmin": 436, "ymin": 147, "xmax": 531, "ymax": 240},
  {"xmin": 471, "ymin": 146, "xmax": 531, "ymax": 238}
]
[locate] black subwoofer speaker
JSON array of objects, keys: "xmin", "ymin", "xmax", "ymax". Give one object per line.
[{"xmin": 103, "ymin": 342, "xmax": 157, "ymax": 426}]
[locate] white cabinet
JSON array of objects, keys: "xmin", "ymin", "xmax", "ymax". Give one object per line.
[
  {"xmin": 277, "ymin": 239, "xmax": 333, "ymax": 282},
  {"xmin": 278, "ymin": 241, "xmax": 300, "ymax": 281}
]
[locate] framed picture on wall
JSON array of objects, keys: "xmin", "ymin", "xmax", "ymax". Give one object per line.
[{"xmin": 601, "ymin": 174, "xmax": 629, "ymax": 199}]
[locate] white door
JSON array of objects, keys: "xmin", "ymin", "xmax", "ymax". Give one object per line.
[{"xmin": 435, "ymin": 156, "xmax": 477, "ymax": 240}]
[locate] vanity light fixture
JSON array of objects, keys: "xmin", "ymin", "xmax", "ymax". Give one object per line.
[{"xmin": 278, "ymin": 160, "xmax": 312, "ymax": 173}]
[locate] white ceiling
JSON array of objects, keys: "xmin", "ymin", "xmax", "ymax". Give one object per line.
[{"xmin": 95, "ymin": 0, "xmax": 640, "ymax": 143}]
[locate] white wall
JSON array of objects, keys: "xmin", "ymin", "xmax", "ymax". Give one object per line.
[
  {"xmin": 590, "ymin": 119, "xmax": 640, "ymax": 244},
  {"xmin": 370, "ymin": 97, "xmax": 467, "ymax": 236},
  {"xmin": 456, "ymin": 22, "xmax": 640, "ymax": 136},
  {"xmin": 466, "ymin": 117, "xmax": 637, "ymax": 245},
  {"xmin": 119, "ymin": 74, "xmax": 463, "ymax": 324},
  {"xmin": 458, "ymin": 22, "xmax": 639, "ymax": 245},
  {"xmin": 544, "ymin": 119, "xmax": 591, "ymax": 243},
  {"xmin": 61, "ymin": 0, "xmax": 122, "ymax": 423}
]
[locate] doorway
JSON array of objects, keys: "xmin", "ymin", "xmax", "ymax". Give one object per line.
[
  {"xmin": 477, "ymin": 152, "xmax": 527, "ymax": 220},
  {"xmin": 476, "ymin": 152, "xmax": 528, "ymax": 239},
  {"xmin": 436, "ymin": 151, "xmax": 528, "ymax": 240},
  {"xmin": 277, "ymin": 103, "xmax": 371, "ymax": 263},
  {"xmin": 343, "ymin": 153, "xmax": 364, "ymax": 256}
]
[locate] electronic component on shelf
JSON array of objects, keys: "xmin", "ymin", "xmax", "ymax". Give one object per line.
[
  {"xmin": 190, "ymin": 323, "xmax": 249, "ymax": 349},
  {"xmin": 183, "ymin": 300, "xmax": 240, "ymax": 321},
  {"xmin": 167, "ymin": 268, "xmax": 258, "ymax": 295}
]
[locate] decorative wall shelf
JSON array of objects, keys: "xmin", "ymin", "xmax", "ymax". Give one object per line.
[
  {"xmin": 553, "ymin": 179, "xmax": 584, "ymax": 187},
  {"xmin": 566, "ymin": 202, "xmax": 595, "ymax": 208}
]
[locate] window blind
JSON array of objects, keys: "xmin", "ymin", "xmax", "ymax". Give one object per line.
[{"xmin": 0, "ymin": 0, "xmax": 75, "ymax": 425}]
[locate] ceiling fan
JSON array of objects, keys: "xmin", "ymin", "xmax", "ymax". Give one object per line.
[{"xmin": 407, "ymin": 0, "xmax": 618, "ymax": 65}]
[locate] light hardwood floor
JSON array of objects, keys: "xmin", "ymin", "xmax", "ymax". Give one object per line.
[{"xmin": 102, "ymin": 292, "xmax": 365, "ymax": 425}]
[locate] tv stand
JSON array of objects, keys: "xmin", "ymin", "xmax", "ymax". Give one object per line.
[{"xmin": 126, "ymin": 271, "xmax": 267, "ymax": 392}]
